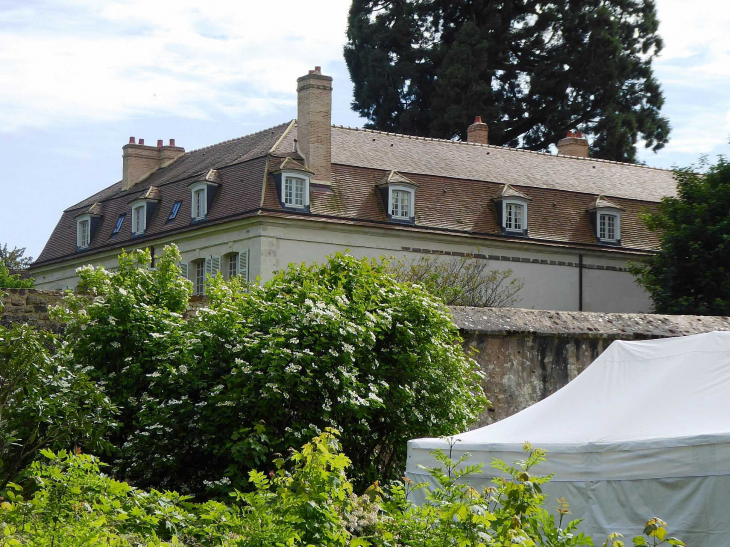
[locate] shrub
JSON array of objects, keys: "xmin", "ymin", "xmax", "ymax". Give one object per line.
[
  {"xmin": 389, "ymin": 253, "xmax": 524, "ymax": 307},
  {"xmin": 55, "ymin": 247, "xmax": 486, "ymax": 494},
  {"xmin": 0, "ymin": 263, "xmax": 33, "ymax": 289},
  {"xmin": 125, "ymin": 251, "xmax": 487, "ymax": 493},
  {"xmin": 0, "ymin": 434, "xmax": 685, "ymax": 547},
  {"xmin": 0, "ymin": 324, "xmax": 115, "ymax": 490}
]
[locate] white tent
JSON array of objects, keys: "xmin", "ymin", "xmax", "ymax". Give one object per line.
[{"xmin": 406, "ymin": 331, "xmax": 730, "ymax": 546}]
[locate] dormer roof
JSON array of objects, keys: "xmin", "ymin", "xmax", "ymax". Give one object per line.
[
  {"xmin": 590, "ymin": 195, "xmax": 625, "ymax": 211},
  {"xmin": 270, "ymin": 157, "xmax": 314, "ymax": 175},
  {"xmin": 74, "ymin": 202, "xmax": 103, "ymax": 218},
  {"xmin": 377, "ymin": 170, "xmax": 419, "ymax": 188},
  {"xmin": 128, "ymin": 186, "xmax": 161, "ymax": 203},
  {"xmin": 494, "ymin": 184, "xmax": 531, "ymax": 201}
]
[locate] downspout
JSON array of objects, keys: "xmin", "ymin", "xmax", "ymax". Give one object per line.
[{"xmin": 578, "ymin": 254, "xmax": 583, "ymax": 311}]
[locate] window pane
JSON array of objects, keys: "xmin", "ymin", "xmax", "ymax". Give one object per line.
[
  {"xmin": 295, "ymin": 179, "xmax": 304, "ymax": 206},
  {"xmin": 513, "ymin": 204, "xmax": 523, "ymax": 230},
  {"xmin": 169, "ymin": 201, "xmax": 181, "ymax": 220},
  {"xmin": 392, "ymin": 190, "xmax": 410, "ymax": 218},
  {"xmin": 134, "ymin": 206, "xmax": 145, "ymax": 233},
  {"xmin": 195, "ymin": 261, "xmax": 205, "ymax": 295},
  {"xmin": 229, "ymin": 254, "xmax": 237, "ymax": 278},
  {"xmin": 113, "ymin": 214, "xmax": 125, "ymax": 234}
]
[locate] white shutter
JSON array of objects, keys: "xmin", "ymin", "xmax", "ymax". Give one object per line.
[
  {"xmin": 205, "ymin": 257, "xmax": 213, "ymax": 278},
  {"xmin": 211, "ymin": 256, "xmax": 221, "ymax": 277},
  {"xmin": 239, "ymin": 249, "xmax": 249, "ymax": 282},
  {"xmin": 179, "ymin": 262, "xmax": 188, "ymax": 279}
]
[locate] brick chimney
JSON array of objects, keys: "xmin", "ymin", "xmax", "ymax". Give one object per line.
[
  {"xmin": 467, "ymin": 116, "xmax": 489, "ymax": 144},
  {"xmin": 557, "ymin": 131, "xmax": 589, "ymax": 157},
  {"xmin": 297, "ymin": 66, "xmax": 333, "ymax": 184},
  {"xmin": 122, "ymin": 138, "xmax": 185, "ymax": 191}
]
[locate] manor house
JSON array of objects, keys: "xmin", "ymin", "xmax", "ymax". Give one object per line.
[{"xmin": 31, "ymin": 67, "xmax": 677, "ymax": 312}]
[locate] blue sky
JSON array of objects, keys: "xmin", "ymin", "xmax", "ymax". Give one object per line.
[{"xmin": 1, "ymin": 0, "xmax": 728, "ymax": 259}]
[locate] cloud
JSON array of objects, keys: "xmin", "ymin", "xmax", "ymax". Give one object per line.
[{"xmin": 0, "ymin": 0, "xmax": 351, "ymax": 132}]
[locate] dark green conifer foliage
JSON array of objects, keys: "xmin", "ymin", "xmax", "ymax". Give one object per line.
[{"xmin": 345, "ymin": 0, "xmax": 670, "ymax": 162}]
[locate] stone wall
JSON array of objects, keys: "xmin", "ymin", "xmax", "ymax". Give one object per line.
[
  {"xmin": 0, "ymin": 289, "xmax": 67, "ymax": 333},
  {"xmin": 453, "ymin": 306, "xmax": 730, "ymax": 425},
  {"xmin": 4, "ymin": 290, "xmax": 730, "ymax": 426}
]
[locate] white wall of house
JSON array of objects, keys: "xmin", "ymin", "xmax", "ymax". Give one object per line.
[{"xmin": 31, "ymin": 217, "xmax": 653, "ymax": 313}]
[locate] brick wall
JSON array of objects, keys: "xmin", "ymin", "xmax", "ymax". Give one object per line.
[{"xmin": 3, "ymin": 290, "xmax": 729, "ymax": 425}]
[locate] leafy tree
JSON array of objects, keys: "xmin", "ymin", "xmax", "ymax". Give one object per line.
[
  {"xmin": 57, "ymin": 246, "xmax": 487, "ymax": 494},
  {"xmin": 345, "ymin": 0, "xmax": 670, "ymax": 162},
  {"xmin": 0, "ymin": 243, "xmax": 33, "ymax": 270},
  {"xmin": 0, "ymin": 324, "xmax": 115, "ymax": 489},
  {"xmin": 631, "ymin": 157, "xmax": 730, "ymax": 315},
  {"xmin": 0, "ymin": 263, "xmax": 34, "ymax": 289},
  {"xmin": 389, "ymin": 253, "xmax": 524, "ymax": 307}
]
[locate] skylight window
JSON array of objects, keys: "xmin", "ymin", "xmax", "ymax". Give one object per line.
[
  {"xmin": 112, "ymin": 214, "xmax": 125, "ymax": 235},
  {"xmin": 169, "ymin": 201, "xmax": 182, "ymax": 221}
]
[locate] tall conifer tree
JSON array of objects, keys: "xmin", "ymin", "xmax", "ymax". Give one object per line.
[{"xmin": 345, "ymin": 0, "xmax": 670, "ymax": 162}]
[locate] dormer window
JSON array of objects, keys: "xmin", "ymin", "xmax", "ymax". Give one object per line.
[
  {"xmin": 493, "ymin": 185, "xmax": 531, "ymax": 236},
  {"xmin": 378, "ymin": 171, "xmax": 418, "ymax": 224},
  {"xmin": 74, "ymin": 203, "xmax": 102, "ymax": 251},
  {"xmin": 132, "ymin": 203, "xmax": 147, "ymax": 234},
  {"xmin": 589, "ymin": 195, "xmax": 624, "ymax": 245},
  {"xmin": 504, "ymin": 201, "xmax": 525, "ymax": 231},
  {"xmin": 284, "ymin": 176, "xmax": 306, "ymax": 208},
  {"xmin": 188, "ymin": 170, "xmax": 221, "ymax": 223},
  {"xmin": 272, "ymin": 159, "xmax": 313, "ymax": 212},
  {"xmin": 193, "ymin": 186, "xmax": 207, "ymax": 219},
  {"xmin": 77, "ymin": 218, "xmax": 90, "ymax": 248}
]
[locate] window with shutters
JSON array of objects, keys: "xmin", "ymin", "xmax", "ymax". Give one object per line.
[{"xmin": 194, "ymin": 260, "xmax": 205, "ymax": 295}]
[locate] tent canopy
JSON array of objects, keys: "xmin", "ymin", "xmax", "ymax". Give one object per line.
[{"xmin": 406, "ymin": 331, "xmax": 730, "ymax": 544}]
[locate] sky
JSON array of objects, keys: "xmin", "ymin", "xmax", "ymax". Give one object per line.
[{"xmin": 1, "ymin": 0, "xmax": 729, "ymax": 260}]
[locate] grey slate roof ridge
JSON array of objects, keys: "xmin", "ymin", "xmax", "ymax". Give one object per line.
[{"xmin": 332, "ymin": 125, "xmax": 676, "ymax": 174}]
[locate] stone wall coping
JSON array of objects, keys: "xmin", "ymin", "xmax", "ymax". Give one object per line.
[{"xmin": 450, "ymin": 306, "xmax": 730, "ymax": 338}]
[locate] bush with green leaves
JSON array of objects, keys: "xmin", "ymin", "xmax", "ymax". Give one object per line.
[
  {"xmin": 0, "ymin": 433, "xmax": 684, "ymax": 547},
  {"xmin": 0, "ymin": 263, "xmax": 33, "ymax": 289},
  {"xmin": 630, "ymin": 156, "xmax": 730, "ymax": 315},
  {"xmin": 0, "ymin": 324, "xmax": 115, "ymax": 490},
  {"xmin": 55, "ymin": 246, "xmax": 487, "ymax": 494}
]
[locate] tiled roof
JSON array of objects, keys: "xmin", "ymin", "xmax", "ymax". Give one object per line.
[
  {"xmin": 327, "ymin": 126, "xmax": 677, "ymax": 203},
  {"xmin": 35, "ymin": 120, "xmax": 675, "ymax": 267}
]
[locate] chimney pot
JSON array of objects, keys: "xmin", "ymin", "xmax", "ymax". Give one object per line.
[
  {"xmin": 157, "ymin": 139, "xmax": 163, "ymax": 148},
  {"xmin": 467, "ymin": 116, "xmax": 489, "ymax": 145},
  {"xmin": 139, "ymin": 138, "xmax": 145, "ymax": 145},
  {"xmin": 557, "ymin": 130, "xmax": 589, "ymax": 157},
  {"xmin": 129, "ymin": 136, "xmax": 136, "ymax": 144},
  {"xmin": 315, "ymin": 65, "xmax": 321, "ymax": 73},
  {"xmin": 309, "ymin": 70, "xmax": 314, "ymax": 74},
  {"xmin": 169, "ymin": 138, "xmax": 175, "ymax": 147}
]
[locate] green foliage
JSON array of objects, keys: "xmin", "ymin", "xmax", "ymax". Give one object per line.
[
  {"xmin": 52, "ymin": 246, "xmax": 192, "ymax": 476},
  {"xmin": 630, "ymin": 157, "xmax": 730, "ymax": 315},
  {"xmin": 389, "ymin": 253, "xmax": 524, "ymax": 307},
  {"xmin": 56, "ymin": 247, "xmax": 486, "ymax": 494},
  {"xmin": 0, "ymin": 435, "xmax": 683, "ymax": 547},
  {"xmin": 0, "ymin": 263, "xmax": 33, "ymax": 289},
  {"xmin": 345, "ymin": 0, "xmax": 669, "ymax": 162},
  {"xmin": 0, "ymin": 324, "xmax": 115, "ymax": 490},
  {"xmin": 0, "ymin": 244, "xmax": 33, "ymax": 271}
]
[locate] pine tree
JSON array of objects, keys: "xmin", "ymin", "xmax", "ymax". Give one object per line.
[{"xmin": 344, "ymin": 0, "xmax": 670, "ymax": 162}]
